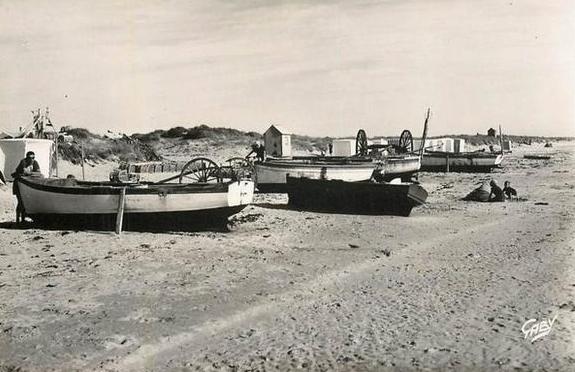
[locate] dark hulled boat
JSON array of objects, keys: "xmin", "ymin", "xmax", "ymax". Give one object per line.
[{"xmin": 286, "ymin": 176, "xmax": 428, "ymax": 217}]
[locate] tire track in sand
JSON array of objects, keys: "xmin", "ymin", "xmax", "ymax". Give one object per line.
[{"xmin": 100, "ymin": 218, "xmax": 506, "ymax": 371}]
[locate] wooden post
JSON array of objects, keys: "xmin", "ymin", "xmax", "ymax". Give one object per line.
[
  {"xmin": 54, "ymin": 137, "xmax": 59, "ymax": 178},
  {"xmin": 80, "ymin": 143, "xmax": 85, "ymax": 181},
  {"xmin": 446, "ymin": 154, "xmax": 450, "ymax": 172},
  {"xmin": 499, "ymin": 124, "xmax": 504, "ymax": 154},
  {"xmin": 115, "ymin": 187, "xmax": 126, "ymax": 234}
]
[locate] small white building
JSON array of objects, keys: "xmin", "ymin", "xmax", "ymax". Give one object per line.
[
  {"xmin": 454, "ymin": 139, "xmax": 465, "ymax": 153},
  {"xmin": 443, "ymin": 138, "xmax": 454, "ymax": 153},
  {"xmin": 424, "ymin": 138, "xmax": 461, "ymax": 152},
  {"xmin": 332, "ymin": 139, "xmax": 356, "ymax": 157},
  {"xmin": 264, "ymin": 125, "xmax": 292, "ymax": 157},
  {"xmin": 424, "ymin": 139, "xmax": 443, "ymax": 151},
  {"xmin": 0, "ymin": 139, "xmax": 56, "ymax": 181}
]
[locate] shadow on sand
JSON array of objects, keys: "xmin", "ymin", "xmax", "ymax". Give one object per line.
[
  {"xmin": 253, "ymin": 202, "xmax": 413, "ymax": 217},
  {"xmin": 0, "ymin": 219, "xmax": 232, "ymax": 234},
  {"xmin": 251, "ymin": 202, "xmax": 292, "ymax": 211}
]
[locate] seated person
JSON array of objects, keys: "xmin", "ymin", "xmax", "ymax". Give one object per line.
[
  {"xmin": 488, "ymin": 180, "xmax": 505, "ymax": 202},
  {"xmin": 503, "ymin": 181, "xmax": 517, "ymax": 200}
]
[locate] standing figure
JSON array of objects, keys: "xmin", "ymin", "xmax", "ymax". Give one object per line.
[
  {"xmin": 247, "ymin": 142, "xmax": 266, "ymax": 162},
  {"xmin": 11, "ymin": 151, "xmax": 40, "ymax": 223}
]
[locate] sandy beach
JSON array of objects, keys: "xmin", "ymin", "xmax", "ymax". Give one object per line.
[{"xmin": 0, "ymin": 143, "xmax": 573, "ymax": 371}]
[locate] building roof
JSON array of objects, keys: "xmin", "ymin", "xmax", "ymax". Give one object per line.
[{"xmin": 265, "ymin": 125, "xmax": 291, "ymax": 135}]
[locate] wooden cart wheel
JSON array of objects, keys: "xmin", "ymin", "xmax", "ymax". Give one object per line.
[
  {"xmin": 179, "ymin": 157, "xmax": 220, "ymax": 183},
  {"xmin": 398, "ymin": 130, "xmax": 413, "ymax": 154},
  {"xmin": 356, "ymin": 129, "xmax": 368, "ymax": 156},
  {"xmin": 223, "ymin": 157, "xmax": 255, "ymax": 181}
]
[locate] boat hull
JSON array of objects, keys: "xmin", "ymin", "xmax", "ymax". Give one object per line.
[
  {"xmin": 27, "ymin": 207, "xmax": 247, "ymax": 230},
  {"xmin": 421, "ymin": 152, "xmax": 503, "ymax": 172},
  {"xmin": 524, "ymin": 155, "xmax": 552, "ymax": 160},
  {"xmin": 255, "ymin": 160, "xmax": 377, "ymax": 193},
  {"xmin": 375, "ymin": 155, "xmax": 421, "ymax": 181},
  {"xmin": 286, "ymin": 176, "xmax": 428, "ymax": 216},
  {"xmin": 17, "ymin": 177, "xmax": 254, "ymax": 230}
]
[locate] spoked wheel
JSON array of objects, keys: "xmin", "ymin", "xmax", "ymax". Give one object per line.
[
  {"xmin": 356, "ymin": 129, "xmax": 368, "ymax": 156},
  {"xmin": 398, "ymin": 130, "xmax": 413, "ymax": 154},
  {"xmin": 179, "ymin": 157, "xmax": 220, "ymax": 183},
  {"xmin": 222, "ymin": 157, "xmax": 255, "ymax": 181}
]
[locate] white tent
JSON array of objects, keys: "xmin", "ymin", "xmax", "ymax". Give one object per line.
[{"xmin": 0, "ymin": 139, "xmax": 55, "ymax": 181}]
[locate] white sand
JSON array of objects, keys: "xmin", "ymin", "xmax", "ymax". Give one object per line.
[{"xmin": 0, "ymin": 143, "xmax": 573, "ymax": 371}]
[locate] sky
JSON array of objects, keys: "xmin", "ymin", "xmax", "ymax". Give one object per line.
[{"xmin": 0, "ymin": 0, "xmax": 573, "ymax": 137}]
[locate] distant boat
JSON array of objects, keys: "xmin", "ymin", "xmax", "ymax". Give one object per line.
[
  {"xmin": 524, "ymin": 154, "xmax": 552, "ymax": 160},
  {"xmin": 421, "ymin": 151, "xmax": 504, "ymax": 172},
  {"xmin": 17, "ymin": 176, "xmax": 254, "ymax": 229},
  {"xmin": 254, "ymin": 157, "xmax": 378, "ymax": 193},
  {"xmin": 286, "ymin": 176, "xmax": 428, "ymax": 216}
]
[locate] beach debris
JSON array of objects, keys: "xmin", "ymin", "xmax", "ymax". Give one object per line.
[
  {"xmin": 534, "ymin": 202, "xmax": 549, "ymax": 205},
  {"xmin": 379, "ymin": 249, "xmax": 391, "ymax": 257},
  {"xmin": 348, "ymin": 244, "xmax": 360, "ymax": 249},
  {"xmin": 229, "ymin": 213, "xmax": 263, "ymax": 225},
  {"xmin": 558, "ymin": 301, "xmax": 575, "ymax": 311},
  {"xmin": 438, "ymin": 183, "xmax": 454, "ymax": 190}
]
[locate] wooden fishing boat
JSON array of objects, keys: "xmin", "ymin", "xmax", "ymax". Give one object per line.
[
  {"xmin": 254, "ymin": 157, "xmax": 378, "ymax": 193},
  {"xmin": 16, "ymin": 176, "xmax": 254, "ymax": 230},
  {"xmin": 360, "ymin": 109, "xmax": 429, "ymax": 182},
  {"xmin": 420, "ymin": 151, "xmax": 503, "ymax": 172},
  {"xmin": 286, "ymin": 176, "xmax": 428, "ymax": 216},
  {"xmin": 375, "ymin": 155, "xmax": 421, "ymax": 182},
  {"xmin": 253, "ymin": 109, "xmax": 431, "ymax": 191}
]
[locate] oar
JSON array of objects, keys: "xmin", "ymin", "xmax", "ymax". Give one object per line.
[{"xmin": 115, "ymin": 187, "xmax": 126, "ymax": 234}]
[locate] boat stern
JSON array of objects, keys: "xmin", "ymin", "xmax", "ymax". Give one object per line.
[{"xmin": 227, "ymin": 180, "xmax": 255, "ymax": 207}]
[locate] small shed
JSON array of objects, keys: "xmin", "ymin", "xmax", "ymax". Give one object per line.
[
  {"xmin": 454, "ymin": 139, "xmax": 466, "ymax": 153},
  {"xmin": 0, "ymin": 139, "xmax": 56, "ymax": 181},
  {"xmin": 424, "ymin": 139, "xmax": 447, "ymax": 152},
  {"xmin": 442, "ymin": 138, "xmax": 454, "ymax": 153},
  {"xmin": 501, "ymin": 140, "xmax": 512, "ymax": 153},
  {"xmin": 264, "ymin": 125, "xmax": 292, "ymax": 157},
  {"xmin": 332, "ymin": 139, "xmax": 356, "ymax": 157}
]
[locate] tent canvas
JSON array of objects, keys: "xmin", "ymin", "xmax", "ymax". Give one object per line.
[{"xmin": 0, "ymin": 139, "xmax": 55, "ymax": 181}]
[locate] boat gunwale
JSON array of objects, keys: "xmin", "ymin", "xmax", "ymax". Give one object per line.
[
  {"xmin": 286, "ymin": 176, "xmax": 427, "ymax": 199},
  {"xmin": 17, "ymin": 176, "xmax": 242, "ymax": 195},
  {"xmin": 423, "ymin": 151, "xmax": 503, "ymax": 159},
  {"xmin": 255, "ymin": 161, "xmax": 378, "ymax": 169}
]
